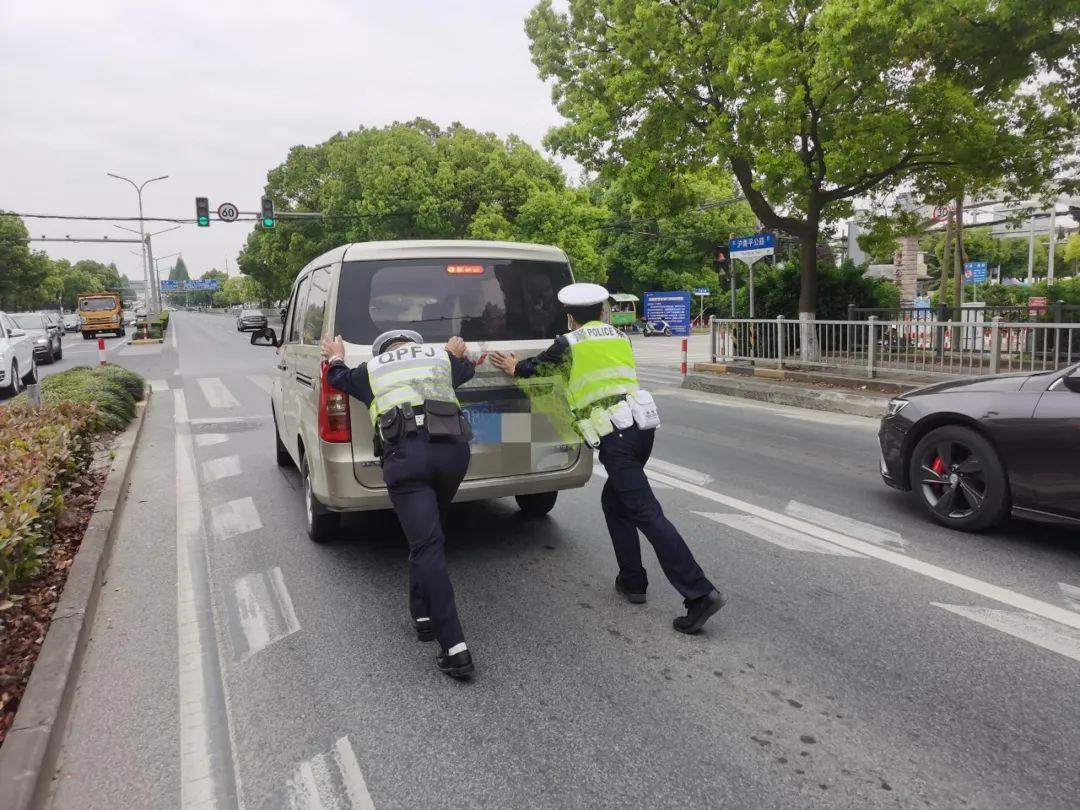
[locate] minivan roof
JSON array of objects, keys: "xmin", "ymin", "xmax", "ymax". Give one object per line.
[{"xmin": 307, "ymin": 239, "xmax": 570, "ymax": 267}]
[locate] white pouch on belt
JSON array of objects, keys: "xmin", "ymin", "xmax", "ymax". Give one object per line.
[
  {"xmin": 576, "ymin": 418, "xmax": 601, "ymax": 448},
  {"xmin": 627, "ymin": 389, "xmax": 660, "ymax": 430},
  {"xmin": 609, "ymin": 400, "xmax": 634, "ymax": 430}
]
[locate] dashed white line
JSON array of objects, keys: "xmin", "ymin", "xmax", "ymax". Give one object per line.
[
  {"xmin": 202, "ymin": 454, "xmax": 242, "ymax": 483},
  {"xmin": 695, "ymin": 512, "xmax": 865, "ymax": 557},
  {"xmin": 195, "ymin": 433, "xmax": 229, "ymax": 447},
  {"xmin": 248, "ymin": 374, "xmax": 273, "ymax": 394},
  {"xmin": 784, "ymin": 500, "xmax": 907, "ymax": 552},
  {"xmin": 197, "ymin": 377, "xmax": 241, "ymax": 409},
  {"xmin": 1060, "ymin": 582, "xmax": 1080, "ymax": 613},
  {"xmin": 646, "ymin": 457, "xmax": 713, "ymax": 487},
  {"xmin": 933, "ymin": 603, "xmax": 1080, "ymax": 663},
  {"xmin": 231, "ymin": 567, "xmax": 300, "ymax": 661},
  {"xmin": 210, "ymin": 497, "xmax": 263, "ymax": 541},
  {"xmin": 272, "ymin": 736, "xmax": 375, "ymax": 809}
]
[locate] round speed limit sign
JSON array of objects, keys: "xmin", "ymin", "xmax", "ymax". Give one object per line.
[{"xmin": 217, "ymin": 202, "xmax": 239, "ymax": 223}]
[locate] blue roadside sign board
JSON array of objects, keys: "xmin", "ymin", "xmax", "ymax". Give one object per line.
[
  {"xmin": 693, "ymin": 287, "xmax": 710, "ymax": 296},
  {"xmin": 730, "ymin": 233, "xmax": 776, "ymax": 252},
  {"xmin": 963, "ymin": 261, "xmax": 988, "ymax": 284},
  {"xmin": 160, "ymin": 279, "xmax": 221, "ymax": 292},
  {"xmin": 643, "ymin": 291, "xmax": 692, "ymax": 336}
]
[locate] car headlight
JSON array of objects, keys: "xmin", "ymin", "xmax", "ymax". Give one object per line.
[
  {"xmin": 35, "ymin": 337, "xmax": 49, "ymax": 345},
  {"xmin": 885, "ymin": 399, "xmax": 909, "ymax": 418}
]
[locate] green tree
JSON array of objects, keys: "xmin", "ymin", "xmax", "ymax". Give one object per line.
[
  {"xmin": 214, "ymin": 275, "xmax": 267, "ymax": 307},
  {"xmin": 0, "ymin": 214, "xmax": 50, "ymax": 310},
  {"xmin": 168, "ymin": 256, "xmax": 190, "ymax": 281},
  {"xmin": 238, "ymin": 120, "xmax": 603, "ymax": 296},
  {"xmin": 525, "ymin": 0, "xmax": 1080, "ymax": 318},
  {"xmin": 1063, "ymin": 233, "xmax": 1080, "ymax": 276}
]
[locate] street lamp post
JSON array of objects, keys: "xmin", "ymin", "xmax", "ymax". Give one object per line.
[
  {"xmin": 114, "ymin": 222, "xmax": 178, "ymax": 312},
  {"xmin": 107, "ymin": 172, "xmax": 168, "ymax": 313}
]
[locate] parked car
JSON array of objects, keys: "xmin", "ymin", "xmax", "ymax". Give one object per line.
[
  {"xmin": 249, "ymin": 240, "xmax": 591, "ymax": 541},
  {"xmin": 0, "ymin": 311, "xmax": 37, "ymax": 396},
  {"xmin": 879, "ymin": 363, "xmax": 1080, "ymax": 531},
  {"xmin": 643, "ymin": 319, "xmax": 673, "ymax": 337},
  {"xmin": 62, "ymin": 313, "xmax": 81, "ymax": 332},
  {"xmin": 41, "ymin": 311, "xmax": 64, "ymax": 341},
  {"xmin": 10, "ymin": 312, "xmax": 62, "ymax": 364},
  {"xmin": 236, "ymin": 309, "xmax": 269, "ymax": 332}
]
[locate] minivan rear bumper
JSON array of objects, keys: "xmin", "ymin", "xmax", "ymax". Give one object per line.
[{"xmin": 313, "ymin": 440, "xmax": 594, "ymax": 511}]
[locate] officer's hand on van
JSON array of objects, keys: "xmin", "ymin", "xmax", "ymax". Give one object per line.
[
  {"xmin": 320, "ymin": 333, "xmax": 345, "ymax": 363},
  {"xmin": 490, "ymin": 351, "xmax": 517, "ymax": 376},
  {"xmin": 445, "ymin": 336, "xmax": 467, "ymax": 359}
]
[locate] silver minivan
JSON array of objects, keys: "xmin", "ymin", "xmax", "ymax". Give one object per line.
[{"xmin": 258, "ymin": 240, "xmax": 592, "ymax": 540}]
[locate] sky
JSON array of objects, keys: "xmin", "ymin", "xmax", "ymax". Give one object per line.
[{"xmin": 0, "ymin": 0, "xmax": 569, "ymax": 285}]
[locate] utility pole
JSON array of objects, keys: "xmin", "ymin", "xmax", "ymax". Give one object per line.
[
  {"xmin": 1048, "ymin": 205, "xmax": 1057, "ymax": 285},
  {"xmin": 1027, "ymin": 213, "xmax": 1036, "ymax": 283},
  {"xmin": 106, "ymin": 172, "xmax": 168, "ymax": 313},
  {"xmin": 114, "ymin": 222, "xmax": 178, "ymax": 311}
]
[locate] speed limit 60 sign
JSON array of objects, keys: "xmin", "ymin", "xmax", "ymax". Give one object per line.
[{"xmin": 217, "ymin": 202, "xmax": 239, "ymax": 222}]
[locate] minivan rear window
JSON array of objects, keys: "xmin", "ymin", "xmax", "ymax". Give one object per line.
[{"xmin": 334, "ymin": 258, "xmax": 572, "ymax": 345}]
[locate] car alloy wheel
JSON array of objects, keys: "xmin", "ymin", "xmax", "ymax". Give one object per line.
[{"xmin": 910, "ymin": 425, "xmax": 1009, "ymax": 531}]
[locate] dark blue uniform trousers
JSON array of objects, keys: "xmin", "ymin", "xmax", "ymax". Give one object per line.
[
  {"xmin": 381, "ymin": 433, "xmax": 470, "ymax": 651},
  {"xmin": 598, "ymin": 423, "xmax": 714, "ymax": 600}
]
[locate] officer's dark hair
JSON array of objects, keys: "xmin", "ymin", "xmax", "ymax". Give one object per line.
[{"xmin": 566, "ymin": 303, "xmax": 604, "ymax": 326}]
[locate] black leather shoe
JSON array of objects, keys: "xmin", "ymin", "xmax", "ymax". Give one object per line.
[
  {"xmin": 413, "ymin": 618, "xmax": 435, "ymax": 642},
  {"xmin": 436, "ymin": 649, "xmax": 474, "ymax": 679},
  {"xmin": 615, "ymin": 576, "xmax": 647, "ymax": 604},
  {"xmin": 673, "ymin": 590, "xmax": 726, "ymax": 634}
]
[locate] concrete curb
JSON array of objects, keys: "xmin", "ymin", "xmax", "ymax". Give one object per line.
[
  {"xmin": 682, "ymin": 371, "xmax": 890, "ymax": 419},
  {"xmin": 0, "ymin": 394, "xmax": 151, "ymax": 810}
]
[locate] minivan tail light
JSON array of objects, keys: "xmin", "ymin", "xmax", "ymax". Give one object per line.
[{"xmin": 319, "ymin": 363, "xmax": 351, "ymax": 443}]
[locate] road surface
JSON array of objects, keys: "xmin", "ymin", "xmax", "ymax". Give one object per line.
[{"xmin": 43, "ymin": 313, "xmax": 1080, "ymax": 809}]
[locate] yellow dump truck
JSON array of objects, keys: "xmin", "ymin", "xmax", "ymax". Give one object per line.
[{"xmin": 77, "ymin": 293, "xmax": 125, "ymax": 339}]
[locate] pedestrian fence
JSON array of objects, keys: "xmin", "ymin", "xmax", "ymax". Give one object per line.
[{"xmin": 709, "ymin": 316, "xmax": 1080, "ymax": 379}]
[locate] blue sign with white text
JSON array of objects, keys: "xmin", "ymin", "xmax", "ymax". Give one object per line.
[
  {"xmin": 643, "ymin": 291, "xmax": 692, "ymax": 337},
  {"xmin": 963, "ymin": 261, "xmax": 988, "ymax": 284},
  {"xmin": 730, "ymin": 233, "xmax": 776, "ymax": 252}
]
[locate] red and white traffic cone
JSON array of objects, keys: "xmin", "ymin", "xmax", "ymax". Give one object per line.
[
  {"xmin": 98, "ymin": 337, "xmax": 106, "ymax": 367},
  {"xmin": 680, "ymin": 338, "xmax": 688, "ymax": 376}
]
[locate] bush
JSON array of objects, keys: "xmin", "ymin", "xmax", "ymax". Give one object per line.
[
  {"xmin": 12, "ymin": 365, "xmax": 145, "ymax": 433},
  {"xmin": 0, "ymin": 403, "xmax": 96, "ymax": 598}
]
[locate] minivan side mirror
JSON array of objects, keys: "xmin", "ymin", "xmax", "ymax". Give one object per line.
[
  {"xmin": 1062, "ymin": 371, "xmax": 1080, "ymax": 394},
  {"xmin": 8, "ymin": 328, "xmax": 26, "ymax": 338},
  {"xmin": 251, "ymin": 327, "xmax": 279, "ymax": 347}
]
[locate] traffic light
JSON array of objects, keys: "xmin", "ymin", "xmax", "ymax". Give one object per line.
[
  {"xmin": 713, "ymin": 243, "xmax": 730, "ymax": 277},
  {"xmin": 195, "ymin": 197, "xmax": 210, "ymax": 227},
  {"xmin": 261, "ymin": 196, "xmax": 275, "ymax": 228}
]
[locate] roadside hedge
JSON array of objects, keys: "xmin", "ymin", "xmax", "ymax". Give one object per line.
[
  {"xmin": 0, "ymin": 403, "xmax": 96, "ymax": 599},
  {"xmin": 12, "ymin": 365, "xmax": 145, "ymax": 433}
]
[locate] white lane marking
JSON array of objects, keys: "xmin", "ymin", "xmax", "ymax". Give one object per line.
[
  {"xmin": 784, "ymin": 500, "xmax": 907, "ymax": 552},
  {"xmin": 644, "ymin": 468, "xmax": 1080, "ymax": 632},
  {"xmin": 171, "ymin": 318, "xmax": 178, "ymax": 349},
  {"xmin": 248, "ymin": 374, "xmax": 273, "ymax": 394},
  {"xmin": 195, "ymin": 433, "xmax": 229, "ymax": 447},
  {"xmin": 591, "ymin": 465, "xmax": 672, "ymax": 489},
  {"xmin": 695, "ymin": 512, "xmax": 865, "ymax": 557},
  {"xmin": 231, "ymin": 567, "xmax": 300, "ymax": 661},
  {"xmin": 933, "ymin": 603, "xmax": 1080, "ymax": 664},
  {"xmin": 210, "ymin": 496, "xmax": 263, "ymax": 541},
  {"xmin": 1060, "ymin": 582, "xmax": 1080, "ymax": 613},
  {"xmin": 657, "ymin": 388, "xmax": 879, "ymax": 429},
  {"xmin": 190, "ymin": 415, "xmax": 271, "ymax": 425},
  {"xmin": 202, "ymin": 454, "xmax": 242, "ymax": 483},
  {"xmin": 174, "ymin": 390, "xmax": 241, "ymax": 808},
  {"xmin": 646, "ymin": 457, "xmax": 712, "ymax": 486},
  {"xmin": 197, "ymin": 377, "xmax": 241, "ymax": 409},
  {"xmin": 275, "ymin": 736, "xmax": 375, "ymax": 809},
  {"xmin": 147, "ymin": 378, "xmax": 169, "ymax": 392}
]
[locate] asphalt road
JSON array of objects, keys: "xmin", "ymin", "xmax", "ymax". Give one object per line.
[{"xmin": 45, "ymin": 313, "xmax": 1080, "ymax": 809}]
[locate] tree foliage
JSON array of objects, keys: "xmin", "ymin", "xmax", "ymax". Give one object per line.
[
  {"xmin": 238, "ymin": 120, "xmax": 609, "ymax": 297},
  {"xmin": 525, "ymin": 0, "xmax": 1080, "ymax": 314},
  {"xmin": 168, "ymin": 256, "xmax": 190, "ymax": 281}
]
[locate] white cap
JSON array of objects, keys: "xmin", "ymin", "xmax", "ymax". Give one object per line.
[
  {"xmin": 372, "ymin": 329, "xmax": 423, "ymax": 354},
  {"xmin": 557, "ymin": 282, "xmax": 610, "ymax": 307}
]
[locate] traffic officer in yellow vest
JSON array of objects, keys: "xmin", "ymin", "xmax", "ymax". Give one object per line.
[
  {"xmin": 321, "ymin": 329, "xmax": 477, "ymax": 678},
  {"xmin": 490, "ymin": 283, "xmax": 725, "ymax": 634}
]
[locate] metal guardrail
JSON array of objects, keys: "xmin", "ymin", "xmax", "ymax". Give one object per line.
[
  {"xmin": 710, "ymin": 316, "xmax": 1080, "ymax": 378},
  {"xmin": 849, "ymin": 302, "xmax": 1080, "ymax": 324}
]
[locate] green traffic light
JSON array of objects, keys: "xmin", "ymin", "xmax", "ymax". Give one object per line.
[
  {"xmin": 262, "ymin": 218, "xmax": 275, "ymax": 228},
  {"xmin": 197, "ymin": 216, "xmax": 210, "ymax": 227}
]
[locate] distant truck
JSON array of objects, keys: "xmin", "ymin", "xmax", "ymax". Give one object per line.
[{"xmin": 77, "ymin": 293, "xmax": 125, "ymax": 339}]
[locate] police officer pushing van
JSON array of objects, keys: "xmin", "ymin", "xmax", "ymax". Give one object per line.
[
  {"xmin": 490, "ymin": 283, "xmax": 725, "ymax": 634},
  {"xmin": 321, "ymin": 329, "xmax": 477, "ymax": 678}
]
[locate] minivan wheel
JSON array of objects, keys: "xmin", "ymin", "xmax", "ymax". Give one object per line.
[
  {"xmin": 302, "ymin": 456, "xmax": 339, "ymax": 543},
  {"xmin": 909, "ymin": 425, "xmax": 1009, "ymax": 532},
  {"xmin": 515, "ymin": 491, "xmax": 558, "ymax": 517},
  {"xmin": 272, "ymin": 410, "xmax": 292, "ymax": 467}
]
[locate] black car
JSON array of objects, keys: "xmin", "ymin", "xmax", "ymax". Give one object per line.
[
  {"xmin": 236, "ymin": 309, "xmax": 268, "ymax": 332},
  {"xmin": 879, "ymin": 363, "xmax": 1080, "ymax": 531}
]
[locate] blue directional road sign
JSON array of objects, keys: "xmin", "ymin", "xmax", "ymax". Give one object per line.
[
  {"xmin": 963, "ymin": 261, "xmax": 988, "ymax": 285},
  {"xmin": 730, "ymin": 233, "xmax": 776, "ymax": 265}
]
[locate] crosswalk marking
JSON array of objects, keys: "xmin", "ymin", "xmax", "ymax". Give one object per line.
[
  {"xmin": 201, "ymin": 454, "xmax": 242, "ymax": 483},
  {"xmin": 248, "ymin": 374, "xmax": 273, "ymax": 394},
  {"xmin": 695, "ymin": 512, "xmax": 865, "ymax": 557},
  {"xmin": 933, "ymin": 603, "xmax": 1080, "ymax": 663},
  {"xmin": 268, "ymin": 736, "xmax": 374, "ymax": 809},
  {"xmin": 197, "ymin": 377, "xmax": 240, "ymax": 409},
  {"xmin": 646, "ymin": 458, "xmax": 712, "ymax": 486},
  {"xmin": 209, "ymin": 497, "xmax": 262, "ymax": 541},
  {"xmin": 785, "ymin": 500, "xmax": 906, "ymax": 552},
  {"xmin": 229, "ymin": 567, "xmax": 300, "ymax": 661},
  {"xmin": 1060, "ymin": 582, "xmax": 1080, "ymax": 613},
  {"xmin": 195, "ymin": 433, "xmax": 229, "ymax": 447}
]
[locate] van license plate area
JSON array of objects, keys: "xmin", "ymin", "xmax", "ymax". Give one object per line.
[{"xmin": 462, "ymin": 404, "xmax": 501, "ymax": 443}]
